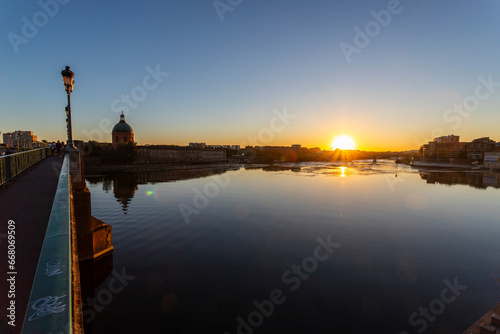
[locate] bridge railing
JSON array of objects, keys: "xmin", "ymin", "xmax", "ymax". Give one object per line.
[
  {"xmin": 0, "ymin": 148, "xmax": 50, "ymax": 185},
  {"xmin": 21, "ymin": 154, "xmax": 74, "ymax": 334}
]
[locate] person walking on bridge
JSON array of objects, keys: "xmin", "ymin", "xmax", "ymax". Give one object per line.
[
  {"xmin": 50, "ymin": 141, "xmax": 56, "ymax": 156},
  {"xmin": 56, "ymin": 140, "xmax": 62, "ymax": 157}
]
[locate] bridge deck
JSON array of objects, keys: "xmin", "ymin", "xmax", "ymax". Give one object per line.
[{"xmin": 0, "ymin": 155, "xmax": 62, "ymax": 334}]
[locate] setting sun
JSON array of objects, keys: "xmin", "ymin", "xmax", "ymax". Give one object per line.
[{"xmin": 331, "ymin": 135, "xmax": 356, "ymax": 150}]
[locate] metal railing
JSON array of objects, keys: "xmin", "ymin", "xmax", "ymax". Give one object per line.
[
  {"xmin": 21, "ymin": 155, "xmax": 73, "ymax": 334},
  {"xmin": 0, "ymin": 148, "xmax": 50, "ymax": 185}
]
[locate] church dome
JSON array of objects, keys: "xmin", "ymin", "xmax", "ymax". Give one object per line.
[{"xmin": 112, "ymin": 113, "xmax": 134, "ymax": 134}]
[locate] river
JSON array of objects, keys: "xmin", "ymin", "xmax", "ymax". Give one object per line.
[{"xmin": 83, "ymin": 161, "xmax": 500, "ymax": 334}]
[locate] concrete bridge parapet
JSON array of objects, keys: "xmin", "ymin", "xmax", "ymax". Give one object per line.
[{"xmin": 71, "ymin": 142, "xmax": 113, "ymax": 262}]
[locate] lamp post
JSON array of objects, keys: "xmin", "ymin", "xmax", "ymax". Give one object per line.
[{"xmin": 61, "ymin": 66, "xmax": 78, "ymax": 151}]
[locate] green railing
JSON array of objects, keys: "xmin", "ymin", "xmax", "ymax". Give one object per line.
[
  {"xmin": 0, "ymin": 148, "xmax": 50, "ymax": 185},
  {"xmin": 21, "ymin": 155, "xmax": 73, "ymax": 334}
]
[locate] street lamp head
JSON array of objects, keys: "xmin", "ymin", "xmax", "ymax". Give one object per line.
[
  {"xmin": 61, "ymin": 66, "xmax": 78, "ymax": 152},
  {"xmin": 61, "ymin": 66, "xmax": 75, "ymax": 93}
]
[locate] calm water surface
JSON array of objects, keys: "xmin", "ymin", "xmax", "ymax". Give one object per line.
[{"xmin": 84, "ymin": 161, "xmax": 500, "ymax": 334}]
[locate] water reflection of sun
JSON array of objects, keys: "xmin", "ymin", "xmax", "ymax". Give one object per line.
[{"xmin": 340, "ymin": 166, "xmax": 347, "ymax": 177}]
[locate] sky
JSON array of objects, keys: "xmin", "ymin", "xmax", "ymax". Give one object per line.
[{"xmin": 1, "ymin": 0, "xmax": 500, "ymax": 151}]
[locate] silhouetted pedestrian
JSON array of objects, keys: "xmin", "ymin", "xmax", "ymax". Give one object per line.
[
  {"xmin": 56, "ymin": 141, "xmax": 62, "ymax": 157},
  {"xmin": 50, "ymin": 142, "xmax": 56, "ymax": 156}
]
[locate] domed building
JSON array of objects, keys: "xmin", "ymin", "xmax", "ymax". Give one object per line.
[{"xmin": 112, "ymin": 112, "xmax": 134, "ymax": 148}]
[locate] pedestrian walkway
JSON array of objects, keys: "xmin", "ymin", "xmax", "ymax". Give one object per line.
[{"xmin": 0, "ymin": 155, "xmax": 62, "ymax": 334}]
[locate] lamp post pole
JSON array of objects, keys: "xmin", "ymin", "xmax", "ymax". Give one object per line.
[{"xmin": 61, "ymin": 66, "xmax": 78, "ymax": 152}]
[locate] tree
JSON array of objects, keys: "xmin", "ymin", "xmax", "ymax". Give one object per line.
[
  {"xmin": 84, "ymin": 140, "xmax": 102, "ymax": 157},
  {"xmin": 118, "ymin": 141, "xmax": 137, "ymax": 164},
  {"xmin": 100, "ymin": 142, "xmax": 137, "ymax": 164}
]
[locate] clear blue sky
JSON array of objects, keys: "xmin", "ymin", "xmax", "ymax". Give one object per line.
[{"xmin": 1, "ymin": 0, "xmax": 499, "ymax": 150}]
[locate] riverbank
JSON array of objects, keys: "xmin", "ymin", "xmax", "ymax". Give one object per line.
[
  {"xmin": 85, "ymin": 162, "xmax": 242, "ymax": 174},
  {"xmin": 410, "ymin": 161, "xmax": 475, "ymax": 169}
]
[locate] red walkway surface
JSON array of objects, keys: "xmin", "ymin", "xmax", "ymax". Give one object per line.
[{"xmin": 0, "ymin": 155, "xmax": 62, "ymax": 334}]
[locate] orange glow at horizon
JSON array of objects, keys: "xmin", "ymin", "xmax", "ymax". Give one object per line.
[{"xmin": 330, "ymin": 135, "xmax": 356, "ymax": 150}]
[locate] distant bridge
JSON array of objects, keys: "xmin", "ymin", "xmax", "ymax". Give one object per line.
[
  {"xmin": 323, "ymin": 150, "xmax": 406, "ymax": 163},
  {"xmin": 355, "ymin": 150, "xmax": 408, "ymax": 162}
]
